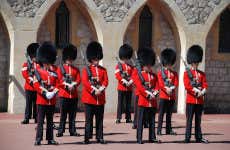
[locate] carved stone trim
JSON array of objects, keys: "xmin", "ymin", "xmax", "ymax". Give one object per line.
[
  {"xmin": 93, "ymin": 0, "xmax": 136, "ymax": 22},
  {"xmin": 174, "ymin": 0, "xmax": 222, "ymax": 24},
  {"xmin": 7, "ymin": 0, "xmax": 46, "ymax": 17}
]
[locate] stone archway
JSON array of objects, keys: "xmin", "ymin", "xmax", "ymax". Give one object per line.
[
  {"xmin": 0, "ymin": 13, "xmax": 10, "ymax": 112},
  {"xmin": 36, "ymin": 0, "xmax": 98, "ymax": 111},
  {"xmin": 205, "ymin": 5, "xmax": 230, "ymax": 114},
  {"xmin": 123, "ymin": 0, "xmax": 181, "ymax": 112}
]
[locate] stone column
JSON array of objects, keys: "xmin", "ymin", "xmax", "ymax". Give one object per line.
[
  {"xmin": 99, "ymin": 23, "xmax": 123, "ymax": 113},
  {"xmin": 177, "ymin": 27, "xmax": 206, "ymax": 114},
  {"xmin": 8, "ymin": 25, "xmax": 37, "ymax": 113}
]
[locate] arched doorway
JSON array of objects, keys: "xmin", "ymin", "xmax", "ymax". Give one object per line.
[
  {"xmin": 205, "ymin": 5, "xmax": 230, "ymax": 114},
  {"xmin": 36, "ymin": 0, "xmax": 98, "ymax": 111},
  {"xmin": 123, "ymin": 0, "xmax": 181, "ymax": 112},
  {"xmin": 0, "ymin": 13, "xmax": 10, "ymax": 112}
]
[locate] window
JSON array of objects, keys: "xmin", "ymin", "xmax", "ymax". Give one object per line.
[
  {"xmin": 219, "ymin": 8, "xmax": 230, "ymax": 53},
  {"xmin": 55, "ymin": 1, "xmax": 69, "ymax": 49},
  {"xmin": 138, "ymin": 5, "xmax": 153, "ymax": 49}
]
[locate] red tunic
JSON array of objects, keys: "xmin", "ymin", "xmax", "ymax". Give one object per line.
[
  {"xmin": 115, "ymin": 63, "xmax": 133, "ymax": 91},
  {"xmin": 33, "ymin": 66, "xmax": 58, "ymax": 105},
  {"xmin": 132, "ymin": 68, "xmax": 159, "ymax": 108},
  {"xmin": 57, "ymin": 64, "xmax": 81, "ymax": 99},
  {"xmin": 81, "ymin": 65, "xmax": 109, "ymax": 105},
  {"xmin": 157, "ymin": 69, "xmax": 178, "ymax": 100},
  {"xmin": 21, "ymin": 62, "xmax": 38, "ymax": 91},
  {"xmin": 183, "ymin": 69, "xmax": 208, "ymax": 104}
]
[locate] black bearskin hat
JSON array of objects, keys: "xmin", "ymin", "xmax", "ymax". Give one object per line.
[
  {"xmin": 62, "ymin": 44, "xmax": 77, "ymax": 61},
  {"xmin": 160, "ymin": 48, "xmax": 176, "ymax": 66},
  {"xmin": 137, "ymin": 47, "xmax": 156, "ymax": 66},
  {"xmin": 36, "ymin": 42, "xmax": 57, "ymax": 64},
  {"xmin": 186, "ymin": 45, "xmax": 203, "ymax": 64},
  {"xmin": 119, "ymin": 44, "xmax": 133, "ymax": 60},
  {"xmin": 27, "ymin": 43, "xmax": 39, "ymax": 58},
  {"xmin": 86, "ymin": 41, "xmax": 103, "ymax": 62}
]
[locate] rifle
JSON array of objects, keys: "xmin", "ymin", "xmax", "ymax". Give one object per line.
[
  {"xmin": 115, "ymin": 56, "xmax": 131, "ymax": 86},
  {"xmin": 25, "ymin": 53, "xmax": 34, "ymax": 77},
  {"xmin": 60, "ymin": 63, "xmax": 73, "ymax": 84},
  {"xmin": 156, "ymin": 56, "xmax": 174, "ymax": 88},
  {"xmin": 181, "ymin": 57, "xmax": 202, "ymax": 97},
  {"xmin": 132, "ymin": 52, "xmax": 159, "ymax": 99},
  {"xmin": 80, "ymin": 50, "xmax": 100, "ymax": 90}
]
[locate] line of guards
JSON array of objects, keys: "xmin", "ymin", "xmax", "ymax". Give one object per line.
[{"xmin": 21, "ymin": 41, "xmax": 208, "ymax": 145}]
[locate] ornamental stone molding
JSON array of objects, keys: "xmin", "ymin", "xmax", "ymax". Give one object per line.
[
  {"xmin": 93, "ymin": 0, "xmax": 136, "ymax": 22},
  {"xmin": 174, "ymin": 0, "xmax": 222, "ymax": 24},
  {"xmin": 7, "ymin": 0, "xmax": 46, "ymax": 17}
]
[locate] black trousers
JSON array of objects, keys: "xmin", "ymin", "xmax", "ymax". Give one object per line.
[
  {"xmin": 58, "ymin": 97, "xmax": 78, "ymax": 134},
  {"xmin": 185, "ymin": 104, "xmax": 203, "ymax": 140},
  {"xmin": 137, "ymin": 106, "xmax": 156, "ymax": 141},
  {"xmin": 133, "ymin": 95, "xmax": 138, "ymax": 127},
  {"xmin": 133, "ymin": 96, "xmax": 148, "ymax": 127},
  {"xmin": 117, "ymin": 90, "xmax": 132, "ymax": 120},
  {"xmin": 36, "ymin": 105, "xmax": 55, "ymax": 141},
  {"xmin": 157, "ymin": 99, "xmax": 175, "ymax": 133},
  {"xmin": 85, "ymin": 104, "xmax": 104, "ymax": 140},
  {"xmin": 24, "ymin": 90, "xmax": 37, "ymax": 120}
]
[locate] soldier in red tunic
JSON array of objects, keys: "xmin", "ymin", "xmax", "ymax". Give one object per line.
[
  {"xmin": 132, "ymin": 47, "xmax": 161, "ymax": 144},
  {"xmin": 21, "ymin": 43, "xmax": 39, "ymax": 124},
  {"xmin": 115, "ymin": 44, "xmax": 133, "ymax": 124},
  {"xmin": 157, "ymin": 48, "xmax": 178, "ymax": 135},
  {"xmin": 33, "ymin": 42, "xmax": 59, "ymax": 146},
  {"xmin": 56, "ymin": 44, "xmax": 81, "ymax": 137},
  {"xmin": 183, "ymin": 45, "xmax": 208, "ymax": 144},
  {"xmin": 81, "ymin": 41, "xmax": 108, "ymax": 144}
]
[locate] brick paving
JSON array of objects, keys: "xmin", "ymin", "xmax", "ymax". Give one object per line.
[{"xmin": 0, "ymin": 113, "xmax": 230, "ymax": 150}]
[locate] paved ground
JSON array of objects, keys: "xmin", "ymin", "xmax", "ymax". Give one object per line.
[{"xmin": 0, "ymin": 113, "xmax": 230, "ymax": 150}]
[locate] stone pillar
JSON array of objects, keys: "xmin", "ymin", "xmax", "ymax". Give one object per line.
[
  {"xmin": 8, "ymin": 27, "xmax": 37, "ymax": 113},
  {"xmin": 177, "ymin": 27, "xmax": 206, "ymax": 114},
  {"xmin": 99, "ymin": 24, "xmax": 123, "ymax": 113}
]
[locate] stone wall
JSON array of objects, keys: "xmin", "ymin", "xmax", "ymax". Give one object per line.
[
  {"xmin": 0, "ymin": 14, "xmax": 10, "ymax": 112},
  {"xmin": 205, "ymin": 19, "xmax": 230, "ymax": 113}
]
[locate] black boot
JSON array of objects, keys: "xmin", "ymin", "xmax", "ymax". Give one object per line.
[
  {"xmin": 56, "ymin": 133, "xmax": 63, "ymax": 137},
  {"xmin": 83, "ymin": 139, "xmax": 90, "ymax": 144},
  {"xmin": 115, "ymin": 119, "xmax": 121, "ymax": 124},
  {"xmin": 126, "ymin": 119, "xmax": 133, "ymax": 123},
  {"xmin": 196, "ymin": 138, "xmax": 208, "ymax": 144},
  {"xmin": 21, "ymin": 119, "xmax": 29, "ymax": 124},
  {"xmin": 166, "ymin": 130, "xmax": 177, "ymax": 135},
  {"xmin": 34, "ymin": 141, "xmax": 41, "ymax": 146},
  {"xmin": 70, "ymin": 132, "xmax": 80, "ymax": 136},
  {"xmin": 184, "ymin": 138, "xmax": 190, "ymax": 143},
  {"xmin": 149, "ymin": 138, "xmax": 161, "ymax": 143},
  {"xmin": 47, "ymin": 140, "xmax": 58, "ymax": 145},
  {"xmin": 97, "ymin": 139, "xmax": 107, "ymax": 144}
]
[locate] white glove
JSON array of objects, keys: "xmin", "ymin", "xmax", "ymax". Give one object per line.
[
  {"xmin": 71, "ymin": 82, "xmax": 77, "ymax": 87},
  {"xmin": 165, "ymin": 86, "xmax": 172, "ymax": 95},
  {"xmin": 91, "ymin": 86, "xmax": 101, "ymax": 95},
  {"xmin": 145, "ymin": 90, "xmax": 154, "ymax": 99},
  {"xmin": 127, "ymin": 80, "xmax": 133, "ymax": 86},
  {"xmin": 201, "ymin": 88, "xmax": 206, "ymax": 95},
  {"xmin": 46, "ymin": 91, "xmax": 56, "ymax": 100},
  {"xmin": 99, "ymin": 86, "xmax": 105, "ymax": 92},
  {"xmin": 170, "ymin": 86, "xmax": 176, "ymax": 90},
  {"xmin": 152, "ymin": 90, "xmax": 159, "ymax": 97},
  {"xmin": 29, "ymin": 76, "xmax": 33, "ymax": 82},
  {"xmin": 63, "ymin": 82, "xmax": 71, "ymax": 87},
  {"xmin": 121, "ymin": 79, "xmax": 129, "ymax": 86},
  {"xmin": 192, "ymin": 87, "xmax": 201, "ymax": 94}
]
